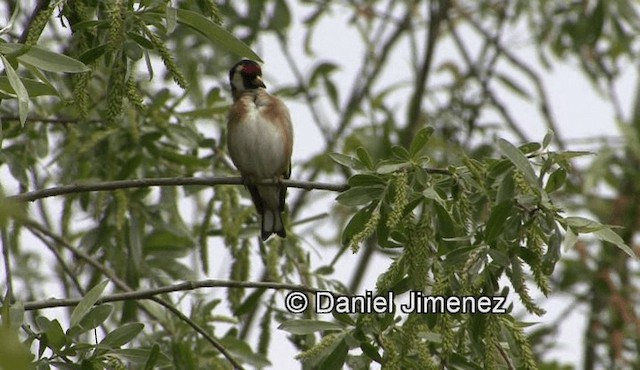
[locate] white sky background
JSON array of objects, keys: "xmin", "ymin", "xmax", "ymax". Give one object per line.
[{"xmin": 0, "ymin": 1, "xmax": 638, "ymax": 369}]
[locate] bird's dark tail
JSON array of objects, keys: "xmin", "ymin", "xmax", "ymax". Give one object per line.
[{"xmin": 261, "ymin": 208, "xmax": 285, "ymax": 240}]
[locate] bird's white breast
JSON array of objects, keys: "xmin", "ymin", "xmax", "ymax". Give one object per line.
[{"xmin": 228, "ymin": 94, "xmax": 290, "ymax": 179}]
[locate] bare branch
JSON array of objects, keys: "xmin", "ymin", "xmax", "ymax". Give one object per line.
[
  {"xmin": 8, "ymin": 170, "xmax": 449, "ymax": 203},
  {"xmin": 23, "ymin": 279, "xmax": 324, "ymax": 311},
  {"xmin": 8, "ymin": 177, "xmax": 350, "ymax": 203}
]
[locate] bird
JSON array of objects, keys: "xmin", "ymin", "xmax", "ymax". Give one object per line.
[{"xmin": 226, "ymin": 59, "xmax": 294, "ymax": 240}]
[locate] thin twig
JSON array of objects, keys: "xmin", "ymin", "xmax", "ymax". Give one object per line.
[
  {"xmin": 1, "ymin": 228, "xmax": 13, "ymax": 302},
  {"xmin": 8, "ymin": 177, "xmax": 350, "ymax": 202},
  {"xmin": 290, "ymin": 4, "xmax": 417, "ymax": 218},
  {"xmin": 458, "ymin": 8, "xmax": 565, "ymax": 149},
  {"xmin": 29, "ymin": 226, "xmax": 85, "ymax": 296},
  {"xmin": 402, "ymin": 0, "xmax": 447, "ymax": 147},
  {"xmin": 23, "ymin": 279, "xmax": 324, "ymax": 310},
  {"xmin": 8, "ymin": 170, "xmax": 449, "ymax": 204},
  {"xmin": 0, "ymin": 116, "xmax": 104, "ymax": 125},
  {"xmin": 494, "ymin": 341, "xmax": 516, "ymax": 370}
]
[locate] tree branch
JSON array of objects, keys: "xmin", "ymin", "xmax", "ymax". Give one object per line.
[
  {"xmin": 8, "ymin": 177, "xmax": 350, "ymax": 202},
  {"xmin": 8, "ymin": 170, "xmax": 450, "ymax": 203},
  {"xmin": 23, "ymin": 279, "xmax": 324, "ymax": 311}
]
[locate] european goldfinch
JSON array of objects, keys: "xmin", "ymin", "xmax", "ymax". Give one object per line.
[{"xmin": 227, "ymin": 60, "xmax": 294, "ymax": 240}]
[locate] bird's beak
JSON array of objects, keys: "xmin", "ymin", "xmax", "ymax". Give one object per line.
[{"xmin": 253, "ymin": 75, "xmax": 266, "ymax": 88}]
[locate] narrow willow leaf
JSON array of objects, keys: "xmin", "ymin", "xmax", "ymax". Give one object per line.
[
  {"xmin": 174, "ymin": 8, "xmax": 261, "ymax": 61},
  {"xmin": 100, "ymin": 322, "xmax": 144, "ymax": 348},
  {"xmin": 1, "ymin": 55, "xmax": 29, "ymax": 127},
  {"xmin": 497, "ymin": 138, "xmax": 541, "ymax": 191},
  {"xmin": 70, "ymin": 280, "xmax": 109, "ymax": 328},
  {"xmin": 278, "ymin": 319, "xmax": 344, "ymax": 335},
  {"xmin": 0, "ymin": 43, "xmax": 90, "ymax": 73},
  {"xmin": 409, "ymin": 126, "xmax": 434, "ymax": 158}
]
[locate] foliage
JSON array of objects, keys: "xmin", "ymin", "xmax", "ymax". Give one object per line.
[{"xmin": 0, "ymin": 0, "xmax": 638, "ymax": 369}]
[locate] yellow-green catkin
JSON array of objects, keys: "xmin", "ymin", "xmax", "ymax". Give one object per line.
[
  {"xmin": 375, "ymin": 255, "xmax": 405, "ymax": 293},
  {"xmin": 266, "ymin": 237, "xmax": 282, "ymax": 282},
  {"xmin": 24, "ymin": 3, "xmax": 54, "ymax": 46},
  {"xmin": 432, "ymin": 270, "xmax": 454, "ymax": 357},
  {"xmin": 148, "ymin": 32, "xmax": 188, "ymax": 89},
  {"xmin": 295, "ymin": 333, "xmax": 340, "ymax": 362},
  {"xmin": 379, "ymin": 333, "xmax": 401, "ymax": 370},
  {"xmin": 202, "ymin": 0, "xmax": 222, "ymax": 24},
  {"xmin": 511, "ymin": 256, "xmax": 545, "ymax": 316},
  {"xmin": 529, "ymin": 228, "xmax": 551, "ymax": 295},
  {"xmin": 406, "ymin": 220, "xmax": 432, "ymax": 290},
  {"xmin": 228, "ymin": 239, "xmax": 250, "ymax": 309},
  {"xmin": 126, "ymin": 77, "xmax": 145, "ymax": 112},
  {"xmin": 483, "ymin": 314, "xmax": 500, "ymax": 369},
  {"xmin": 387, "ymin": 170, "xmax": 409, "ymax": 229},
  {"xmin": 73, "ymin": 71, "xmax": 91, "ymax": 120},
  {"xmin": 107, "ymin": 0, "xmax": 125, "ymax": 52},
  {"xmin": 107, "ymin": 55, "xmax": 126, "ymax": 122},
  {"xmin": 113, "ymin": 189, "xmax": 127, "ymax": 231},
  {"xmin": 501, "ymin": 317, "xmax": 537, "ymax": 370},
  {"xmin": 348, "ymin": 204, "xmax": 381, "ymax": 253},
  {"xmin": 404, "ymin": 316, "xmax": 437, "ymax": 368}
]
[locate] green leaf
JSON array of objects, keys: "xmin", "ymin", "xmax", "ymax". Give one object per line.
[
  {"xmin": 174, "ymin": 8, "xmax": 261, "ymax": 61},
  {"xmin": 496, "ymin": 170, "xmax": 515, "ymax": 203},
  {"xmin": 77, "ymin": 43, "xmax": 108, "ymax": 65},
  {"xmin": 0, "ymin": 43, "xmax": 90, "ymax": 73},
  {"xmin": 70, "ymin": 280, "xmax": 109, "ymax": 328},
  {"xmin": 143, "ymin": 230, "xmax": 194, "ymax": 253},
  {"xmin": 544, "ymin": 168, "xmax": 567, "ymax": 193},
  {"xmin": 391, "ymin": 145, "xmax": 411, "ymax": 160},
  {"xmin": 360, "ymin": 342, "xmax": 382, "ymax": 363},
  {"xmin": 45, "ymin": 319, "xmax": 66, "ymax": 351},
  {"xmin": 70, "ymin": 304, "xmax": 113, "ymax": 336},
  {"xmin": 497, "ymin": 138, "xmax": 543, "ymax": 192},
  {"xmin": 335, "ymin": 186, "xmax": 383, "ymax": 207},
  {"xmin": 409, "ymin": 126, "xmax": 433, "ymax": 158},
  {"xmin": 485, "ymin": 200, "xmax": 514, "ymax": 244},
  {"xmin": 518, "ymin": 142, "xmax": 541, "ymax": 155},
  {"xmin": 309, "ymin": 62, "xmax": 339, "ymax": 86},
  {"xmin": 327, "ymin": 152, "xmax": 363, "ymax": 170},
  {"xmin": 269, "ymin": 0, "xmax": 291, "ymax": 30},
  {"xmin": 0, "ymin": 77, "xmax": 58, "ymax": 98},
  {"xmin": 593, "ymin": 227, "xmax": 635, "ymax": 258},
  {"xmin": 234, "ymin": 288, "xmax": 267, "ymax": 316},
  {"xmin": 127, "ymin": 32, "xmax": 155, "ymax": 49},
  {"xmin": 347, "ymin": 174, "xmax": 385, "ymax": 187},
  {"xmin": 356, "ymin": 147, "xmax": 374, "ymax": 170},
  {"xmin": 111, "ymin": 347, "xmax": 171, "ymax": 367},
  {"xmin": 342, "ymin": 206, "xmax": 374, "ymax": 246},
  {"xmin": 562, "ymin": 227, "xmax": 578, "ymax": 252},
  {"xmin": 1, "ymin": 55, "xmax": 29, "ymax": 127},
  {"xmin": 376, "ymin": 161, "xmax": 411, "ymax": 174},
  {"xmin": 0, "ymin": 326, "xmax": 32, "ymax": 369},
  {"xmin": 564, "ymin": 216, "xmax": 605, "ymax": 233},
  {"xmin": 496, "ymin": 73, "xmax": 532, "ymax": 100},
  {"xmin": 219, "ymin": 336, "xmax": 271, "ymax": 368},
  {"xmin": 143, "ymin": 344, "xmax": 161, "ymax": 370},
  {"xmin": 542, "ymin": 130, "xmax": 554, "ymax": 149},
  {"xmin": 100, "ymin": 322, "xmax": 144, "ymax": 348},
  {"xmin": 319, "ymin": 338, "xmax": 348, "ymax": 370},
  {"xmin": 278, "ymin": 319, "xmax": 344, "ymax": 335}
]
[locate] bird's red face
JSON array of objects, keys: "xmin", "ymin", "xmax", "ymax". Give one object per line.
[{"xmin": 229, "ymin": 60, "xmax": 266, "ymax": 93}]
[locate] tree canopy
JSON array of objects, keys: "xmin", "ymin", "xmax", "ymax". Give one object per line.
[{"xmin": 0, "ymin": 1, "xmax": 638, "ymax": 369}]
